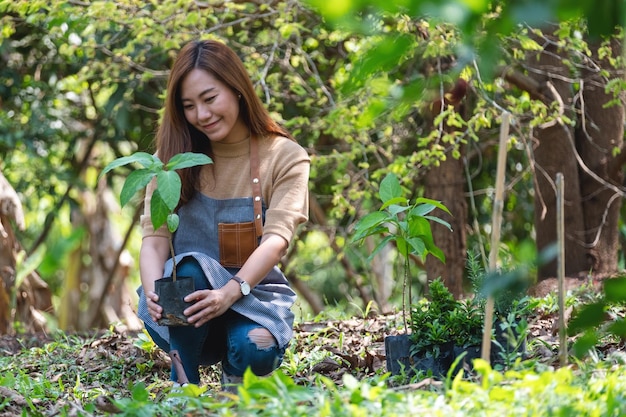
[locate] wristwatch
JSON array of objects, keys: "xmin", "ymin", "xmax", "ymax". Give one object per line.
[{"xmin": 231, "ymin": 276, "xmax": 251, "ymax": 296}]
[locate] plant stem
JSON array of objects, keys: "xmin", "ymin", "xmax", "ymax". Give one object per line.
[
  {"xmin": 169, "ymin": 238, "xmax": 177, "ymax": 282},
  {"xmin": 402, "ymin": 252, "xmax": 410, "ymax": 334}
]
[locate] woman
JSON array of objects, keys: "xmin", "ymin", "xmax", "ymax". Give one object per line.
[{"xmin": 137, "ymin": 40, "xmax": 310, "ymax": 389}]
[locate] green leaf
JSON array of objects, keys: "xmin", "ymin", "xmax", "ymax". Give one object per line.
[
  {"xmin": 380, "ymin": 197, "xmax": 408, "ymax": 211},
  {"xmin": 131, "ymin": 382, "xmax": 149, "ymax": 402},
  {"xmin": 386, "ymin": 203, "xmax": 409, "ymax": 217},
  {"xmin": 352, "ymin": 211, "xmax": 390, "ymax": 241},
  {"xmin": 166, "ymin": 152, "xmax": 213, "ymax": 170},
  {"xmin": 517, "ymin": 34, "xmax": 543, "ymax": 51},
  {"xmin": 608, "ymin": 319, "xmax": 626, "ymax": 339},
  {"xmin": 99, "ymin": 152, "xmax": 160, "ymax": 179},
  {"xmin": 568, "ymin": 302, "xmax": 607, "ymax": 335},
  {"xmin": 424, "ymin": 215, "xmax": 453, "ymax": 231},
  {"xmin": 419, "ymin": 228, "xmax": 446, "ymax": 263},
  {"xmin": 407, "ymin": 215, "xmax": 431, "ymax": 238},
  {"xmin": 427, "ymin": 244, "xmax": 446, "ymax": 263},
  {"xmin": 15, "ymin": 244, "xmax": 46, "ymax": 288},
  {"xmin": 406, "ymin": 236, "xmax": 426, "ymax": 259},
  {"xmin": 379, "ymin": 173, "xmax": 402, "ymax": 204},
  {"xmin": 367, "ymin": 235, "xmax": 396, "ymax": 262},
  {"xmin": 572, "ymin": 330, "xmax": 599, "ymax": 358},
  {"xmin": 603, "ymin": 276, "xmax": 626, "ymax": 303},
  {"xmin": 395, "ymin": 236, "xmax": 410, "ymax": 258},
  {"xmin": 120, "ymin": 169, "xmax": 156, "ymax": 207},
  {"xmin": 156, "ymin": 170, "xmax": 182, "ymax": 212},
  {"xmin": 167, "ymin": 213, "xmax": 179, "ymax": 233},
  {"xmin": 410, "ymin": 203, "xmax": 436, "ymax": 217},
  {"xmin": 413, "ymin": 197, "xmax": 452, "ymax": 215},
  {"xmin": 150, "ymin": 190, "xmax": 169, "ymax": 231}
]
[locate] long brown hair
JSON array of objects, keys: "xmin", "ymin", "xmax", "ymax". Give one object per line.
[{"xmin": 156, "ymin": 39, "xmax": 293, "ymax": 206}]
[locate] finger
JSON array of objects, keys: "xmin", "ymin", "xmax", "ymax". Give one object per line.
[
  {"xmin": 148, "ymin": 299, "xmax": 163, "ymax": 313},
  {"xmin": 183, "ymin": 289, "xmax": 208, "ymax": 303}
]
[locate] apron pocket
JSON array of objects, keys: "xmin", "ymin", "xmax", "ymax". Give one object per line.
[{"xmin": 218, "ymin": 221, "xmax": 259, "ymax": 268}]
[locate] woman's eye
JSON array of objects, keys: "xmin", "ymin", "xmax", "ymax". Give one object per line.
[{"xmin": 206, "ymin": 96, "xmax": 216, "ymax": 103}]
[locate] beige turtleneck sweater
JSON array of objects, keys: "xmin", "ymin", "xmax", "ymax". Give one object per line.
[{"xmin": 140, "ymin": 135, "xmax": 310, "ymax": 245}]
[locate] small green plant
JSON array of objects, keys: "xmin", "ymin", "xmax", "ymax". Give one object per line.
[
  {"xmin": 133, "ymin": 329, "xmax": 157, "ymax": 355},
  {"xmin": 410, "ymin": 279, "xmax": 483, "ymax": 359},
  {"xmin": 352, "ymin": 172, "xmax": 452, "ymax": 330},
  {"xmin": 448, "ymin": 299, "xmax": 484, "ymax": 349},
  {"xmin": 100, "ymin": 151, "xmax": 213, "ymax": 280}
]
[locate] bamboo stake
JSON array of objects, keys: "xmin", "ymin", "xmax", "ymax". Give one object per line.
[
  {"xmin": 481, "ymin": 112, "xmax": 510, "ymax": 362},
  {"xmin": 556, "ymin": 173, "xmax": 567, "ymax": 366}
]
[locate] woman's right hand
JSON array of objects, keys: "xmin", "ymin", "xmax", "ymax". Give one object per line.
[{"xmin": 146, "ymin": 290, "xmax": 163, "ymax": 322}]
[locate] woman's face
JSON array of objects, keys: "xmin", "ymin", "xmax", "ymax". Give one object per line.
[{"xmin": 180, "ymin": 68, "xmax": 248, "ymax": 144}]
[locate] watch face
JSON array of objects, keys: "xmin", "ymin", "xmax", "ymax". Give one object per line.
[{"xmin": 240, "ymin": 281, "xmax": 251, "ymax": 296}]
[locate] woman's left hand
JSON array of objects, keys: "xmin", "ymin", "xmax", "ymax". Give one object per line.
[{"xmin": 182, "ymin": 284, "xmax": 240, "ymax": 327}]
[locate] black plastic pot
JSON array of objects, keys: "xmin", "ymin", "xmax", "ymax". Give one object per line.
[
  {"xmin": 413, "ymin": 345, "xmax": 453, "ymax": 379},
  {"xmin": 385, "ymin": 335, "xmax": 453, "ymax": 378},
  {"xmin": 451, "ymin": 344, "xmax": 482, "ymax": 374},
  {"xmin": 154, "ymin": 276, "xmax": 195, "ymax": 326},
  {"xmin": 384, "ymin": 334, "xmax": 414, "ymax": 376}
]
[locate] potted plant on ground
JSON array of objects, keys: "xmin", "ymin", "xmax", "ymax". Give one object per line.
[
  {"xmin": 100, "ymin": 151, "xmax": 213, "ymax": 326},
  {"xmin": 407, "ymin": 278, "xmax": 485, "ymax": 378},
  {"xmin": 351, "ymin": 172, "xmax": 452, "ymax": 375}
]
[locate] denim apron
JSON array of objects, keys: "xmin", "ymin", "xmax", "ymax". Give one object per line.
[{"xmin": 137, "ymin": 193, "xmax": 297, "ymax": 349}]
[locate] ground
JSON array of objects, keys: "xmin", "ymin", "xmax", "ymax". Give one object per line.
[
  {"xmin": 1, "ymin": 285, "xmax": 624, "ymax": 415},
  {"xmin": 0, "ymin": 307, "xmax": 567, "ymax": 384}
]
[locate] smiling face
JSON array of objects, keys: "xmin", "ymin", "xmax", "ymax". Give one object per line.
[{"xmin": 180, "ymin": 68, "xmax": 248, "ymax": 144}]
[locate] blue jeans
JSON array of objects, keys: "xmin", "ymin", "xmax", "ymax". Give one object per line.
[{"xmin": 145, "ymin": 257, "xmax": 285, "ymax": 384}]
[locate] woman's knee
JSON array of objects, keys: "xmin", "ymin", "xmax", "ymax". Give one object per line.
[{"xmin": 225, "ymin": 328, "xmax": 284, "ymax": 376}]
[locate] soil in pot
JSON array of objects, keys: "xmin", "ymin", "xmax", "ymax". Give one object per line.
[{"xmin": 154, "ymin": 276, "xmax": 195, "ymax": 326}]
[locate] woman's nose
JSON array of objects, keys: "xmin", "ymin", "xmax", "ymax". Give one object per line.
[{"xmin": 197, "ymin": 104, "xmax": 212, "ymax": 120}]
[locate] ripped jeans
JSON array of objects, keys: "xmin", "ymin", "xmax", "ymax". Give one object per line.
[{"xmin": 145, "ymin": 258, "xmax": 285, "ymax": 384}]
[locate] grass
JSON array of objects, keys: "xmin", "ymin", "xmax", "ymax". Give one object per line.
[{"xmin": 2, "ymin": 288, "xmax": 626, "ymax": 416}]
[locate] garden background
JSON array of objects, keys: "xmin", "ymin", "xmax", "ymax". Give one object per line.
[{"xmin": 2, "ymin": 0, "xmax": 626, "ymax": 415}]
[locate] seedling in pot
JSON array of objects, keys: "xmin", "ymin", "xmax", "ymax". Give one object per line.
[
  {"xmin": 352, "ymin": 172, "xmax": 452, "ymax": 331},
  {"xmin": 100, "ymin": 151, "xmax": 213, "ymax": 325}
]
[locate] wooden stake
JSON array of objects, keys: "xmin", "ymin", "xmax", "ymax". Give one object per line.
[
  {"xmin": 556, "ymin": 173, "xmax": 567, "ymax": 366},
  {"xmin": 481, "ymin": 112, "xmax": 510, "ymax": 362}
]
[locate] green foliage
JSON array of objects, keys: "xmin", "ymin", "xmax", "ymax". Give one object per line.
[
  {"xmin": 568, "ymin": 275, "xmax": 626, "ymax": 357},
  {"xmin": 467, "ymin": 249, "xmax": 532, "ymax": 317},
  {"xmin": 410, "ymin": 278, "xmax": 484, "ymax": 356},
  {"xmin": 100, "ymin": 151, "xmax": 213, "ymax": 233},
  {"xmin": 3, "ymin": 315, "xmax": 626, "ymax": 415},
  {"xmin": 352, "ymin": 172, "xmax": 452, "ymax": 264},
  {"xmin": 352, "ymin": 172, "xmax": 452, "ymax": 328}
]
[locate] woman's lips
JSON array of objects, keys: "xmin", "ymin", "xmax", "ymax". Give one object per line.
[{"xmin": 202, "ymin": 120, "xmax": 219, "ymax": 130}]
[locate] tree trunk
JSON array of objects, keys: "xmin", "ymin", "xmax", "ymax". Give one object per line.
[
  {"xmin": 0, "ymin": 170, "xmax": 52, "ymax": 335},
  {"xmin": 524, "ymin": 29, "xmax": 625, "ymax": 280},
  {"xmin": 526, "ymin": 30, "xmax": 591, "ymax": 278},
  {"xmin": 577, "ymin": 38, "xmax": 625, "ymax": 278},
  {"xmin": 424, "ymin": 155, "xmax": 467, "ymax": 298}
]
